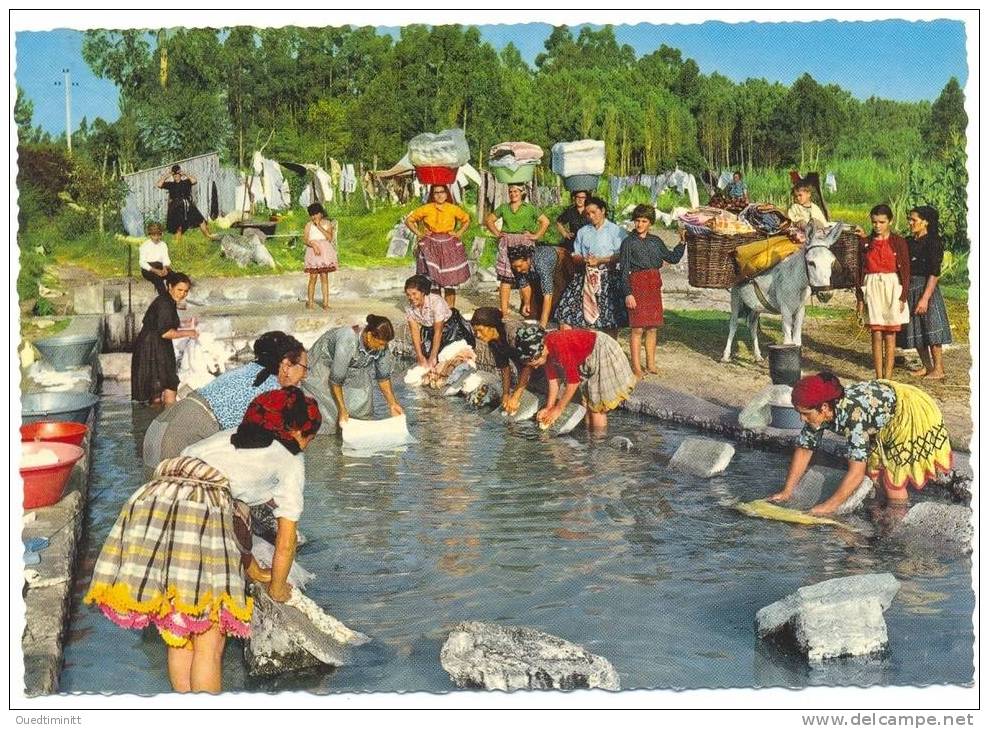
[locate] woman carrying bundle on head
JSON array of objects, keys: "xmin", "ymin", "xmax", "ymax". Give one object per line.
[
  {"xmin": 404, "ymin": 274, "xmax": 475, "ymax": 369},
  {"xmin": 141, "ymin": 330, "xmax": 308, "ymax": 467},
  {"xmin": 768, "ymin": 372, "xmax": 952, "ymax": 516},
  {"xmin": 513, "ymin": 323, "xmax": 637, "ymax": 433},
  {"xmin": 405, "ymin": 184, "xmax": 472, "ymax": 308},
  {"xmin": 484, "ymin": 183, "xmax": 550, "ymax": 317},
  {"xmin": 85, "ymin": 386, "xmax": 322, "ymax": 694}
]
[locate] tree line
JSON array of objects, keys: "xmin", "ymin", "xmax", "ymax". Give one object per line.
[{"xmin": 15, "ymin": 24, "xmax": 968, "ymax": 178}]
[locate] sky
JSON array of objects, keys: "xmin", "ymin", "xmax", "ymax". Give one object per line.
[{"xmin": 13, "ymin": 18, "xmax": 968, "ymax": 136}]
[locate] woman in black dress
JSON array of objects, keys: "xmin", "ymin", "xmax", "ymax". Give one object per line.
[
  {"xmin": 157, "ymin": 165, "xmax": 213, "ymax": 242},
  {"xmin": 131, "ymin": 271, "xmax": 199, "ymax": 406}
]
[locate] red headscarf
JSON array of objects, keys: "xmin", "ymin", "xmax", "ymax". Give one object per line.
[
  {"xmin": 232, "ymin": 386, "xmax": 321, "ymax": 453},
  {"xmin": 791, "ymin": 372, "xmax": 845, "ymax": 410}
]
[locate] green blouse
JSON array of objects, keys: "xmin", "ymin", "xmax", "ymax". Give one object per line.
[{"xmin": 494, "ymin": 202, "xmax": 541, "ymax": 234}]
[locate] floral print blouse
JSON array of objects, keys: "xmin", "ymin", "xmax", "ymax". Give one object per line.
[{"xmin": 796, "ymin": 381, "xmax": 897, "ymax": 461}]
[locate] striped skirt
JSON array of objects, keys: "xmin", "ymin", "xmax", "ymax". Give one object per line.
[
  {"xmin": 897, "ymin": 276, "xmax": 953, "ymax": 348},
  {"xmin": 83, "ymin": 456, "xmax": 253, "ymax": 648},
  {"xmin": 415, "ymin": 232, "xmax": 470, "ymax": 288},
  {"xmin": 556, "ymin": 265, "xmax": 628, "ymax": 330},
  {"xmin": 870, "ymin": 380, "xmax": 953, "ymax": 493},
  {"xmin": 579, "ymin": 333, "xmax": 638, "ymax": 413}
]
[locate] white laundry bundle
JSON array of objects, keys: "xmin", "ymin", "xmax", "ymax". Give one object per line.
[
  {"xmin": 285, "ymin": 589, "xmax": 370, "ymax": 645},
  {"xmin": 340, "ymin": 414, "xmax": 413, "ymax": 452},
  {"xmin": 738, "ymin": 384, "xmax": 794, "ymax": 430},
  {"xmin": 408, "ymin": 129, "xmax": 470, "ymax": 167},
  {"xmin": 403, "ymin": 365, "xmax": 429, "ymax": 386},
  {"xmin": 489, "ymin": 141, "xmax": 544, "ymax": 171},
  {"xmin": 177, "ymin": 333, "xmax": 229, "ymax": 390},
  {"xmin": 551, "ymin": 140, "xmax": 606, "ymax": 177},
  {"xmin": 22, "ymin": 447, "xmax": 60, "ymax": 468}
]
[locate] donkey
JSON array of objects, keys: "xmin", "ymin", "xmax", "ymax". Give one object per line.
[{"xmin": 720, "ymin": 229, "xmax": 840, "ymax": 363}]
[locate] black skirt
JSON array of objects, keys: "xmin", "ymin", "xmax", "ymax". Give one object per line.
[
  {"xmin": 131, "ymin": 295, "xmax": 180, "ymax": 402},
  {"xmin": 897, "ymin": 276, "xmax": 953, "ymax": 348},
  {"xmin": 420, "ymin": 308, "xmax": 476, "ymax": 357}
]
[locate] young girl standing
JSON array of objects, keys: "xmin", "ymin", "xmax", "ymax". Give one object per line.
[
  {"xmin": 303, "ymin": 203, "xmax": 338, "ymax": 310},
  {"xmin": 618, "ymin": 204, "xmax": 685, "ymax": 377},
  {"xmin": 855, "ymin": 204, "xmax": 910, "ymax": 379}
]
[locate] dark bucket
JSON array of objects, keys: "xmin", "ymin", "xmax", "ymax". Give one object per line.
[{"xmin": 768, "ymin": 344, "xmax": 801, "ymax": 387}]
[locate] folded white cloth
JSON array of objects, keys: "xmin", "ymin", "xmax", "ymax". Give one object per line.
[
  {"xmin": 551, "ymin": 140, "xmax": 606, "ymax": 176},
  {"xmin": 340, "ymin": 414, "xmax": 412, "ymax": 452},
  {"xmin": 489, "ymin": 141, "xmax": 544, "ymax": 161}
]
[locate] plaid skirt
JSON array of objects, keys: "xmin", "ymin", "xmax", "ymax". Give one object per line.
[
  {"xmin": 870, "ymin": 380, "xmax": 953, "ymax": 492},
  {"xmin": 83, "ymin": 456, "xmax": 254, "ymax": 648},
  {"xmin": 628, "ymin": 268, "xmax": 664, "ymax": 328},
  {"xmin": 556, "ymin": 265, "xmax": 628, "ymax": 330},
  {"xmin": 579, "ymin": 333, "xmax": 638, "ymax": 413},
  {"xmin": 496, "ymin": 233, "xmax": 534, "ymax": 285},
  {"xmin": 416, "ymin": 232, "xmax": 470, "ymax": 288},
  {"xmin": 897, "ymin": 276, "xmax": 953, "ymax": 348}
]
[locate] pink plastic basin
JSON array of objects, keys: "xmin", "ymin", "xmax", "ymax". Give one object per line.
[
  {"xmin": 21, "ymin": 441, "xmax": 85, "ymax": 510},
  {"xmin": 21, "ymin": 421, "xmax": 89, "ymax": 447}
]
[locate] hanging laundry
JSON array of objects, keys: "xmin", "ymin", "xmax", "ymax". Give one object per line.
[
  {"xmin": 825, "ymin": 172, "xmax": 837, "ymax": 194},
  {"xmin": 341, "ymin": 163, "xmax": 358, "ymax": 194},
  {"xmin": 717, "ymin": 170, "xmax": 732, "ymax": 189}
]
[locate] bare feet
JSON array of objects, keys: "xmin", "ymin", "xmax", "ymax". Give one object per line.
[
  {"xmin": 305, "ymin": 301, "xmax": 315, "ymax": 310},
  {"xmin": 907, "ymin": 368, "xmax": 928, "ymax": 378},
  {"xmin": 646, "ymin": 365, "xmax": 660, "ymax": 375},
  {"xmin": 632, "ymin": 368, "xmax": 644, "ymax": 378},
  {"xmin": 925, "ymin": 370, "xmax": 946, "ymax": 380},
  {"xmin": 321, "ymin": 303, "xmax": 330, "ymax": 310}
]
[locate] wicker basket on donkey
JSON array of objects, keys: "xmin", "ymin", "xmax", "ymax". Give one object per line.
[
  {"xmin": 828, "ymin": 229, "xmax": 861, "ymax": 289},
  {"xmin": 684, "ymin": 229, "xmax": 763, "ymax": 289}
]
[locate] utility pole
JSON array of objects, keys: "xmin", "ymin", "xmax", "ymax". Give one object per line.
[{"xmin": 55, "ymin": 68, "xmax": 77, "ymax": 155}]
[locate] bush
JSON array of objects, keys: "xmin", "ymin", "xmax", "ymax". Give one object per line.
[{"xmin": 32, "ymin": 297, "xmax": 56, "ymax": 316}]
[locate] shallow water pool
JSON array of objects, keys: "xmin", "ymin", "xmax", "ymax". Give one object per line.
[{"xmin": 59, "ymin": 378, "xmax": 974, "ymax": 694}]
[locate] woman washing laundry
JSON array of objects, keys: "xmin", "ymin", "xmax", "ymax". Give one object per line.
[
  {"xmin": 142, "ymin": 331, "xmax": 308, "ymax": 467},
  {"xmin": 768, "ymin": 372, "xmax": 952, "ymax": 516},
  {"xmin": 470, "ymin": 307, "xmax": 530, "ymax": 414},
  {"xmin": 303, "ymin": 315, "xmax": 404, "ymax": 432},
  {"xmin": 404, "ymin": 274, "xmax": 475, "ymax": 369},
  {"xmin": 85, "ymin": 387, "xmax": 322, "ymax": 693},
  {"xmin": 514, "ymin": 324, "xmax": 637, "ymax": 433}
]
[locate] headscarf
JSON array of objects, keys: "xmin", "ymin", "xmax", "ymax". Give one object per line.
[
  {"xmin": 514, "ymin": 324, "xmax": 546, "ymax": 362},
  {"xmin": 230, "ymin": 386, "xmax": 322, "ymax": 454},
  {"xmin": 507, "ymin": 245, "xmax": 533, "ymax": 262},
  {"xmin": 252, "ymin": 330, "xmax": 305, "ymax": 387},
  {"xmin": 791, "ymin": 372, "xmax": 845, "ymax": 410}
]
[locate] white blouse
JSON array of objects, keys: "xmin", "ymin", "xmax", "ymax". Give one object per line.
[
  {"xmin": 139, "ymin": 239, "xmax": 171, "ymax": 271},
  {"xmin": 182, "ymin": 428, "xmax": 305, "ymax": 521}
]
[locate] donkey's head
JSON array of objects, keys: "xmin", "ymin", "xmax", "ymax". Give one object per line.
[{"xmin": 805, "ymin": 226, "xmax": 839, "ymax": 302}]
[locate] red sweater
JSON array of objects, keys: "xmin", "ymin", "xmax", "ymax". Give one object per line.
[
  {"xmin": 545, "ymin": 329, "xmax": 596, "ymax": 384},
  {"xmin": 857, "ymin": 233, "xmax": 910, "ymax": 302}
]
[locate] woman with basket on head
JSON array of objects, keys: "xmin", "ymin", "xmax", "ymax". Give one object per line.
[
  {"xmin": 853, "ymin": 204, "xmax": 910, "ymax": 380},
  {"xmin": 484, "ymin": 183, "xmax": 551, "ymax": 318},
  {"xmin": 85, "ymin": 386, "xmax": 322, "ymax": 693},
  {"xmin": 899, "ymin": 205, "xmax": 952, "ymax": 380},
  {"xmin": 405, "ymin": 184, "xmax": 472, "ymax": 308}
]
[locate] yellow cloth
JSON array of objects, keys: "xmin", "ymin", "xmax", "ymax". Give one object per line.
[
  {"xmin": 406, "ymin": 202, "xmax": 470, "ymax": 234},
  {"xmin": 733, "ymin": 236, "xmax": 801, "ymax": 279},
  {"xmin": 870, "ymin": 380, "xmax": 952, "ymax": 492},
  {"xmin": 735, "ymin": 500, "xmax": 858, "ymax": 531}
]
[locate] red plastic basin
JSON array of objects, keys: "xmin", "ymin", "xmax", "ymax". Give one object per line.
[
  {"xmin": 21, "ymin": 442, "xmax": 85, "ymax": 510},
  {"xmin": 21, "ymin": 421, "xmax": 89, "ymax": 447},
  {"xmin": 415, "ymin": 166, "xmax": 458, "ymax": 185}
]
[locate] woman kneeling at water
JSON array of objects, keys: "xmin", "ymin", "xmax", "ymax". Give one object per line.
[
  {"xmin": 142, "ymin": 331, "xmax": 307, "ymax": 467},
  {"xmin": 303, "ymin": 314, "xmax": 404, "ymax": 431},
  {"xmin": 514, "ymin": 324, "xmax": 637, "ymax": 432},
  {"xmin": 470, "ymin": 307, "xmax": 530, "ymax": 413},
  {"xmin": 85, "ymin": 386, "xmax": 321, "ymax": 693},
  {"xmin": 769, "ymin": 372, "xmax": 952, "ymax": 515},
  {"xmin": 404, "ymin": 274, "xmax": 475, "ymax": 369}
]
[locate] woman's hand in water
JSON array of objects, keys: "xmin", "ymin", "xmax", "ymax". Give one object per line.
[
  {"xmin": 767, "ymin": 488, "xmax": 793, "ymax": 504},
  {"xmin": 267, "ymin": 581, "xmax": 291, "ymax": 603},
  {"xmin": 503, "ymin": 394, "xmax": 520, "ymax": 415}
]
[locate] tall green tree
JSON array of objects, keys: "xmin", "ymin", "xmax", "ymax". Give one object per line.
[{"xmin": 922, "ymin": 77, "xmax": 967, "ymax": 156}]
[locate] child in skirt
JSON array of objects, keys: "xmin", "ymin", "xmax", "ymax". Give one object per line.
[
  {"xmin": 303, "ymin": 203, "xmax": 338, "ymax": 310},
  {"xmin": 618, "ymin": 204, "xmax": 685, "ymax": 377},
  {"xmin": 84, "ymin": 387, "xmax": 321, "ymax": 693},
  {"xmin": 514, "ymin": 324, "xmax": 637, "ymax": 433},
  {"xmin": 854, "ymin": 204, "xmax": 910, "ymax": 379}
]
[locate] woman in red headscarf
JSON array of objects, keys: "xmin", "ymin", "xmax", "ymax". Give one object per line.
[
  {"xmin": 768, "ymin": 372, "xmax": 952, "ymax": 515},
  {"xmin": 84, "ymin": 386, "xmax": 321, "ymax": 694}
]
